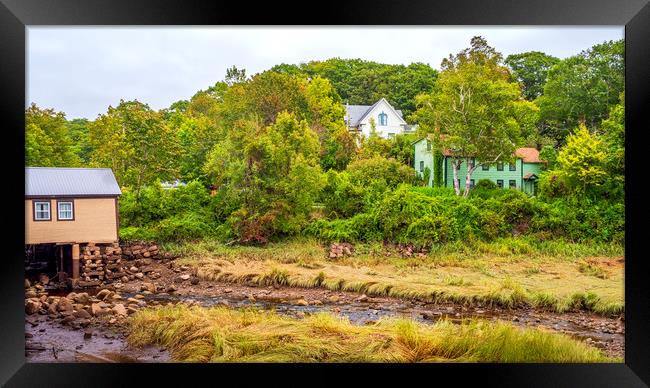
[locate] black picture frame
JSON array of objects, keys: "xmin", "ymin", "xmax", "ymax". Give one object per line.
[{"xmin": 1, "ymin": 0, "xmax": 649, "ymax": 386}]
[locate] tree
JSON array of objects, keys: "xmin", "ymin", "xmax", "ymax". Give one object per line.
[
  {"xmin": 537, "ymin": 40, "xmax": 624, "ymax": 143},
  {"xmin": 204, "ymin": 112, "xmax": 325, "ymax": 243},
  {"xmin": 89, "ymin": 100, "xmax": 181, "ymax": 197},
  {"xmin": 66, "ymin": 118, "xmax": 93, "ymax": 163},
  {"xmin": 305, "ymin": 76, "xmax": 356, "ymax": 170},
  {"xmin": 553, "ymin": 123, "xmax": 609, "ymax": 195},
  {"xmin": 25, "ymin": 104, "xmax": 80, "ymax": 167},
  {"xmin": 273, "ymin": 58, "xmax": 438, "ymax": 116},
  {"xmin": 600, "ymin": 93, "xmax": 624, "ymax": 196},
  {"xmin": 224, "ymin": 65, "xmax": 247, "ymax": 86},
  {"xmin": 413, "ymin": 37, "xmax": 537, "ymax": 196},
  {"xmin": 505, "ymin": 51, "xmax": 560, "ymax": 100}
]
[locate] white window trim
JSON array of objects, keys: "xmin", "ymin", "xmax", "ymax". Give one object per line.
[
  {"xmin": 34, "ymin": 201, "xmax": 51, "ymax": 221},
  {"xmin": 58, "ymin": 201, "xmax": 74, "ymax": 220}
]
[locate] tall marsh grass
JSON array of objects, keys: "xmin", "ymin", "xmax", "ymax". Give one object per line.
[{"xmin": 128, "ymin": 305, "xmax": 615, "ymax": 363}]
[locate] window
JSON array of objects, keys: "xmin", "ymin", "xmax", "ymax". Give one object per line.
[
  {"xmin": 482, "ymin": 164, "xmax": 489, "ymax": 171},
  {"xmin": 378, "ymin": 112, "xmax": 388, "ymax": 126},
  {"xmin": 496, "ymin": 180, "xmax": 504, "ymax": 189},
  {"xmin": 426, "ymin": 141, "xmax": 431, "ymax": 151},
  {"xmin": 509, "ymin": 162, "xmax": 516, "ymax": 171},
  {"xmin": 58, "ymin": 201, "xmax": 74, "ymax": 220},
  {"xmin": 468, "ymin": 158, "xmax": 476, "ymax": 169},
  {"xmin": 509, "ymin": 180, "xmax": 517, "ymax": 189},
  {"xmin": 470, "ymin": 179, "xmax": 475, "ymax": 189},
  {"xmin": 497, "ymin": 162, "xmax": 504, "ymax": 171},
  {"xmin": 420, "ymin": 161, "xmax": 424, "ymax": 172},
  {"xmin": 34, "ymin": 201, "xmax": 51, "ymax": 221}
]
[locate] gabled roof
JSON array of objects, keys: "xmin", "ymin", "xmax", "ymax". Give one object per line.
[
  {"xmin": 26, "ymin": 167, "xmax": 122, "ymax": 197},
  {"xmin": 345, "ymin": 98, "xmax": 405, "ymax": 127},
  {"xmin": 515, "ymin": 147, "xmax": 544, "ymax": 163},
  {"xmin": 523, "ymin": 173, "xmax": 539, "ymax": 180}
]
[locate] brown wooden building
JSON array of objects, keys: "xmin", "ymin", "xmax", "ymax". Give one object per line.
[{"xmin": 25, "ymin": 167, "xmax": 121, "ymax": 281}]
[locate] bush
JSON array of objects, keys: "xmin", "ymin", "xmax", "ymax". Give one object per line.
[{"xmin": 155, "ymin": 212, "xmax": 218, "ymax": 242}]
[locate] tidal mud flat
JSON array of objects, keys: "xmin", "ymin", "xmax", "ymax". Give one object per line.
[{"xmin": 25, "ymin": 258, "xmax": 624, "ymax": 362}]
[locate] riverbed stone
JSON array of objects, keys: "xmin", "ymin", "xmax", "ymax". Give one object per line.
[
  {"xmin": 135, "ymin": 273, "xmax": 144, "ymax": 279},
  {"xmin": 96, "ymin": 289, "xmax": 112, "ymax": 300},
  {"xmin": 113, "ymin": 303, "xmax": 127, "ymax": 317},
  {"xmin": 24, "ymin": 279, "xmax": 31, "ymax": 289},
  {"xmin": 327, "ymin": 295, "xmax": 340, "ymax": 303},
  {"xmin": 73, "ymin": 293, "xmax": 91, "ymax": 304},
  {"xmin": 25, "ymin": 290, "xmax": 37, "ymax": 299},
  {"xmin": 25, "ymin": 299, "xmax": 41, "ymax": 315},
  {"xmin": 57, "ymin": 297, "xmax": 73, "ymax": 312},
  {"xmin": 295, "ymin": 299, "xmax": 309, "ymax": 306},
  {"xmin": 141, "ymin": 283, "xmax": 156, "ymax": 293},
  {"xmin": 179, "ymin": 274, "xmax": 190, "ymax": 281},
  {"xmin": 74, "ymin": 309, "xmax": 92, "ymax": 320}
]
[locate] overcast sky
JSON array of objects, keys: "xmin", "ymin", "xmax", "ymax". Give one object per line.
[{"xmin": 27, "ymin": 26, "xmax": 623, "ymax": 120}]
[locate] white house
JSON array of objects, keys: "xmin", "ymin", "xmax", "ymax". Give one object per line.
[{"xmin": 344, "ymin": 98, "xmax": 414, "ymax": 139}]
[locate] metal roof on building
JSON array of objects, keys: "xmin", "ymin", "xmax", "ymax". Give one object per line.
[
  {"xmin": 26, "ymin": 167, "xmax": 122, "ymax": 197},
  {"xmin": 345, "ymin": 99, "xmax": 404, "ymax": 127}
]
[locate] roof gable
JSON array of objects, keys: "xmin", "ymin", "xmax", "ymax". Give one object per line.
[
  {"xmin": 26, "ymin": 167, "xmax": 122, "ymax": 197},
  {"xmin": 345, "ymin": 98, "xmax": 406, "ymax": 127},
  {"xmin": 357, "ymin": 98, "xmax": 406, "ymax": 126}
]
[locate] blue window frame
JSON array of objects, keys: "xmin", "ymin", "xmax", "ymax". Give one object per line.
[{"xmin": 378, "ymin": 112, "xmax": 388, "ymax": 126}]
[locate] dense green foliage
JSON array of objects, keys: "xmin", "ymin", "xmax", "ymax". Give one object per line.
[
  {"xmin": 505, "ymin": 51, "xmax": 560, "ymax": 101},
  {"xmin": 537, "ymin": 40, "xmax": 624, "ymax": 143},
  {"xmin": 26, "ymin": 36, "xmax": 624, "ymax": 246},
  {"xmin": 306, "ymin": 184, "xmax": 624, "ymax": 245},
  {"xmin": 413, "ymin": 37, "xmax": 539, "ymax": 196},
  {"xmin": 272, "ymin": 58, "xmax": 438, "ymax": 116}
]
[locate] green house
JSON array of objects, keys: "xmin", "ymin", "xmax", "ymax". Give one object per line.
[{"xmin": 413, "ymin": 137, "xmax": 546, "ymax": 195}]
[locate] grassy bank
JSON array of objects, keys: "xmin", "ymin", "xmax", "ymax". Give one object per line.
[
  {"xmin": 128, "ymin": 305, "xmax": 615, "ymax": 362},
  {"xmin": 164, "ymin": 237, "xmax": 624, "ymax": 316}
]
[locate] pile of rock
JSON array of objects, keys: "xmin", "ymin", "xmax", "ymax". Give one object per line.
[
  {"xmin": 121, "ymin": 242, "xmax": 166, "ymax": 260},
  {"xmin": 328, "ymin": 243, "xmax": 354, "ymax": 259},
  {"xmin": 25, "ymin": 283, "xmax": 156, "ymax": 328},
  {"xmin": 394, "ymin": 243, "xmax": 428, "ymax": 258},
  {"xmin": 79, "ymin": 242, "xmax": 124, "ymax": 286}
]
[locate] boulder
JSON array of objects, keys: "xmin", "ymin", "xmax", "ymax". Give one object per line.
[
  {"xmin": 25, "ymin": 299, "xmax": 41, "ymax": 315},
  {"xmin": 96, "ymin": 289, "xmax": 112, "ymax": 300},
  {"xmin": 48, "ymin": 301, "xmax": 59, "ymax": 315},
  {"xmin": 141, "ymin": 283, "xmax": 156, "ymax": 293},
  {"xmin": 112, "ymin": 303, "xmax": 127, "ymax": 317},
  {"xmin": 74, "ymin": 309, "xmax": 92, "ymax": 319},
  {"xmin": 25, "ymin": 290, "xmax": 37, "ymax": 299},
  {"xmin": 179, "ymin": 274, "xmax": 190, "ymax": 281},
  {"xmin": 72, "ymin": 293, "xmax": 91, "ymax": 304},
  {"xmin": 24, "ymin": 279, "xmax": 31, "ymax": 289},
  {"xmin": 57, "ymin": 297, "xmax": 74, "ymax": 312}
]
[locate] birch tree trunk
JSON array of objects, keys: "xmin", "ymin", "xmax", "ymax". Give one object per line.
[
  {"xmin": 451, "ymin": 159, "xmax": 461, "ymax": 196},
  {"xmin": 463, "ymin": 159, "xmax": 477, "ymax": 198}
]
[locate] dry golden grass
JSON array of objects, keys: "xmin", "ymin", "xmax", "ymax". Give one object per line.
[
  {"xmin": 169, "ymin": 238, "xmax": 624, "ymax": 316},
  {"xmin": 128, "ymin": 305, "xmax": 615, "ymax": 363}
]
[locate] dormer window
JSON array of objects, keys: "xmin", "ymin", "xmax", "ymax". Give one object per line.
[{"xmin": 378, "ymin": 112, "xmax": 388, "ymax": 126}]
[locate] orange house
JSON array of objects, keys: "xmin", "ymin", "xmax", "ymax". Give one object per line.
[{"xmin": 25, "ymin": 167, "xmax": 121, "ymax": 280}]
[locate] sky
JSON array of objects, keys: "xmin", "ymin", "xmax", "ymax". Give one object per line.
[{"xmin": 27, "ymin": 26, "xmax": 623, "ymax": 120}]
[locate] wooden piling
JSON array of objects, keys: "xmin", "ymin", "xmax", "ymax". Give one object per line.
[{"xmin": 72, "ymin": 244, "xmax": 80, "ymax": 279}]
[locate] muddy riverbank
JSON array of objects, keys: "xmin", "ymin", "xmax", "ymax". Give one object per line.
[{"xmin": 25, "ymin": 259, "xmax": 625, "ymax": 361}]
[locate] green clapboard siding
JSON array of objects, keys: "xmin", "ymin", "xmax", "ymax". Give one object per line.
[
  {"xmin": 413, "ymin": 138, "xmax": 434, "ymax": 186},
  {"xmin": 413, "ymin": 138, "xmax": 545, "ymax": 195}
]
